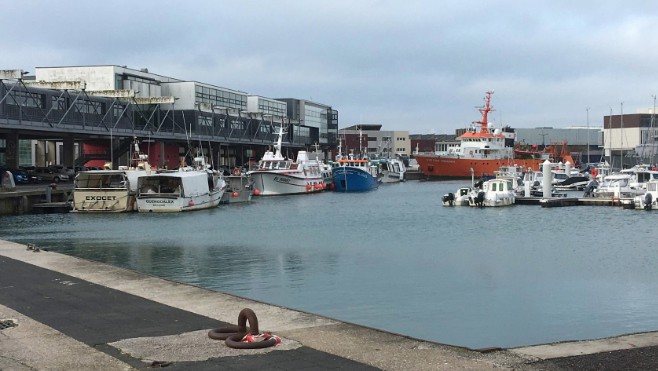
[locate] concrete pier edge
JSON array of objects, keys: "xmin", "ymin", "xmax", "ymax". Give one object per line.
[{"xmin": 2, "ymin": 239, "xmax": 658, "ymax": 370}]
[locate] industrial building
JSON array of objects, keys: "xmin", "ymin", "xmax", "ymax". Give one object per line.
[
  {"xmin": 0, "ymin": 65, "xmax": 338, "ymax": 170},
  {"xmin": 337, "ymin": 125, "xmax": 410, "ymax": 159}
]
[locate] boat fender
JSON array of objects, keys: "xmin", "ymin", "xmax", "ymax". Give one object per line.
[{"xmin": 225, "ymin": 333, "xmax": 279, "ymax": 349}]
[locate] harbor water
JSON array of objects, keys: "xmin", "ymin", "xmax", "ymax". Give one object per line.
[{"xmin": 2, "ymin": 180, "xmax": 658, "ymax": 349}]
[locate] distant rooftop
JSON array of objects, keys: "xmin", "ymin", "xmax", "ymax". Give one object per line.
[{"xmin": 342, "ymin": 124, "xmax": 382, "ymax": 131}]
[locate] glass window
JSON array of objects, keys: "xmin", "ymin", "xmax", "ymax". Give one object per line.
[
  {"xmin": 10, "ymin": 91, "xmax": 44, "ymax": 108},
  {"xmin": 52, "ymin": 96, "xmax": 66, "ymax": 110}
]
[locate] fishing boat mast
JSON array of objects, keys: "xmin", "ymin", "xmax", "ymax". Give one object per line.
[{"xmin": 274, "ymin": 124, "xmax": 285, "ymax": 159}]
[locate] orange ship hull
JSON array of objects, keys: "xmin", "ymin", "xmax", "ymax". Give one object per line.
[{"xmin": 414, "ymin": 155, "xmax": 543, "ymax": 179}]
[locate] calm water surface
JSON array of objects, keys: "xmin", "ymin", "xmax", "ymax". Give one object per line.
[{"xmin": 2, "ymin": 180, "xmax": 657, "ymax": 349}]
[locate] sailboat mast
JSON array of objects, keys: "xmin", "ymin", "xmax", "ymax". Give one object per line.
[
  {"xmin": 651, "ymin": 95, "xmax": 656, "ymax": 165},
  {"xmin": 606, "ymin": 107, "xmax": 611, "ymax": 168},
  {"xmin": 620, "ymin": 102, "xmax": 624, "ymax": 169},
  {"xmin": 586, "ymin": 107, "xmax": 590, "ymax": 164}
]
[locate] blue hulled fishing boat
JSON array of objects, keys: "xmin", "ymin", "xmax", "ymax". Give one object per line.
[{"xmin": 332, "ymin": 155, "xmax": 380, "ymax": 192}]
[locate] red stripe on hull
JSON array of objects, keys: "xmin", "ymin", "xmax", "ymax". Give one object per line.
[{"xmin": 414, "ymin": 156, "xmax": 543, "ymax": 179}]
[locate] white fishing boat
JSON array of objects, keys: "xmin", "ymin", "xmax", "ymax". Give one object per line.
[
  {"xmin": 248, "ymin": 126, "xmax": 326, "ymax": 196},
  {"xmin": 376, "ymin": 158, "xmax": 406, "ymax": 183},
  {"xmin": 136, "ymin": 156, "xmax": 226, "ymax": 212},
  {"xmin": 71, "ymin": 138, "xmax": 153, "ymax": 212},
  {"xmin": 468, "ymin": 178, "xmax": 516, "ymax": 207},
  {"xmin": 220, "ymin": 174, "xmax": 253, "ymax": 204},
  {"xmin": 72, "ymin": 170, "xmax": 140, "ymax": 212},
  {"xmin": 320, "ymin": 162, "xmax": 333, "ymax": 189}
]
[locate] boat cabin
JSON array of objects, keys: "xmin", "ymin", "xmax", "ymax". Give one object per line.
[{"xmin": 257, "ymin": 160, "xmax": 294, "ymax": 170}]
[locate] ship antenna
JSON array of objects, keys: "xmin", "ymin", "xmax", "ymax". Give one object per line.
[{"xmin": 474, "ymin": 91, "xmax": 495, "ymax": 134}]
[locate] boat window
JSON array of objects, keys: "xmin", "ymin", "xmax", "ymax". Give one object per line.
[
  {"xmin": 162, "ymin": 178, "xmax": 182, "ymax": 194},
  {"xmin": 491, "ymin": 182, "xmax": 497, "ymax": 191}
]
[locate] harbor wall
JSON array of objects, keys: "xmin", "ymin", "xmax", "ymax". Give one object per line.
[{"xmin": 0, "ymin": 187, "xmax": 70, "ymax": 215}]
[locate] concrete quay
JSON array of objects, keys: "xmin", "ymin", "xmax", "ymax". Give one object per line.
[{"xmin": 2, "ymin": 240, "xmax": 658, "ymax": 370}]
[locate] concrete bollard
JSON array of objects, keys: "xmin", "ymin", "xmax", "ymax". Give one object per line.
[{"xmin": 524, "ymin": 180, "xmax": 531, "ymax": 197}]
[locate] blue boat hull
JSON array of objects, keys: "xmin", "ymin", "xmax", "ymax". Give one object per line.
[{"xmin": 332, "ymin": 167, "xmax": 379, "ymax": 192}]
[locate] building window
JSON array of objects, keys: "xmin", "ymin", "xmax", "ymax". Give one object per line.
[
  {"xmin": 74, "ymin": 100, "xmax": 103, "ymax": 115},
  {"xmin": 10, "ymin": 91, "xmax": 44, "ymax": 108},
  {"xmin": 113, "ymin": 104, "xmax": 126, "ymax": 117},
  {"xmin": 231, "ymin": 119, "xmax": 243, "ymax": 130},
  {"xmin": 52, "ymin": 96, "xmax": 66, "ymax": 111},
  {"xmin": 198, "ymin": 115, "xmax": 212, "ymax": 127}
]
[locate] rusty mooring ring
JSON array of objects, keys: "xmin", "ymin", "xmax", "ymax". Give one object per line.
[
  {"xmin": 208, "ymin": 325, "xmax": 241, "ymax": 340},
  {"xmin": 208, "ymin": 308, "xmax": 259, "ymax": 341}
]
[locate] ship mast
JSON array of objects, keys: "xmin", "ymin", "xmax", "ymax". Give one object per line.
[{"xmin": 474, "ymin": 91, "xmax": 494, "ymax": 134}]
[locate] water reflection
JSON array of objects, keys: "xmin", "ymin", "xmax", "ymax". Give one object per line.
[{"xmin": 2, "ymin": 182, "xmax": 658, "ymax": 348}]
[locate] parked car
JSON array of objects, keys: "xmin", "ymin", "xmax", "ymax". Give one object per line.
[
  {"xmin": 29, "ymin": 167, "xmax": 70, "ymax": 183},
  {"xmin": 48, "ymin": 165, "xmax": 75, "ymax": 178},
  {"xmin": 0, "ymin": 167, "xmax": 27, "ymax": 184}
]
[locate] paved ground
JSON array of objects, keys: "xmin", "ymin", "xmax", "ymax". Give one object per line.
[{"xmin": 2, "ymin": 239, "xmax": 658, "ymax": 370}]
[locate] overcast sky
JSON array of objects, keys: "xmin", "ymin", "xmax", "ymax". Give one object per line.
[{"xmin": 5, "ymin": 1, "xmax": 657, "ymax": 134}]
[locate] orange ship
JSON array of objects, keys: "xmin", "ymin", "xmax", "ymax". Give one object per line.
[{"xmin": 415, "ymin": 91, "xmax": 546, "ymax": 179}]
